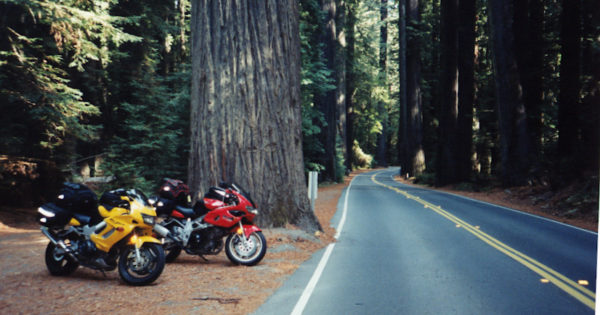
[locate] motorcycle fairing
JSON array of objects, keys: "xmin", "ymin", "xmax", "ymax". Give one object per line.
[
  {"xmin": 236, "ymin": 224, "xmax": 262, "ymax": 238},
  {"xmin": 203, "ymin": 205, "xmax": 243, "ymax": 228},
  {"xmin": 91, "ymin": 216, "xmax": 134, "ymax": 252},
  {"xmin": 128, "ymin": 234, "xmax": 162, "ymax": 248}
]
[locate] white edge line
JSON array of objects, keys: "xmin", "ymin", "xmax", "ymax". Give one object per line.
[
  {"xmin": 290, "ymin": 176, "xmax": 356, "ymax": 315},
  {"xmin": 335, "ymin": 175, "xmax": 354, "ymax": 239},
  {"xmin": 387, "ymin": 173, "xmax": 598, "ymax": 235},
  {"xmin": 290, "ymin": 243, "xmax": 335, "ymax": 315}
]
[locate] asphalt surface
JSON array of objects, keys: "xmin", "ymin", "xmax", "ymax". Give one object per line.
[{"xmin": 255, "ymin": 168, "xmax": 597, "ymax": 314}]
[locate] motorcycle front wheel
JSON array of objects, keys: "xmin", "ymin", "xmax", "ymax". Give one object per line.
[
  {"xmin": 225, "ymin": 231, "xmax": 267, "ymax": 266},
  {"xmin": 45, "ymin": 241, "xmax": 79, "ymax": 276},
  {"xmin": 118, "ymin": 243, "xmax": 165, "ymax": 286}
]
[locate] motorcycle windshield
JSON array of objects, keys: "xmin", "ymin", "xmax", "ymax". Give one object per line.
[
  {"xmin": 230, "ymin": 182, "xmax": 256, "ymax": 208},
  {"xmin": 125, "ymin": 189, "xmax": 151, "ymax": 207}
]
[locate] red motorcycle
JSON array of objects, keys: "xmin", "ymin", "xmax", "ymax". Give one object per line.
[{"xmin": 153, "ymin": 179, "xmax": 267, "ymax": 266}]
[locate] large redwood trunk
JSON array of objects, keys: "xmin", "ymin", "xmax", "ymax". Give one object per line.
[
  {"xmin": 488, "ymin": 0, "xmax": 530, "ymax": 186},
  {"xmin": 189, "ymin": 0, "xmax": 321, "ymax": 232},
  {"xmin": 405, "ymin": 0, "xmax": 425, "ymax": 176},
  {"xmin": 437, "ymin": 0, "xmax": 459, "ymax": 185},
  {"xmin": 456, "ymin": 0, "xmax": 476, "ymax": 182}
]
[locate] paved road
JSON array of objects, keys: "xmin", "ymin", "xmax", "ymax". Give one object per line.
[{"xmin": 255, "ymin": 168, "xmax": 597, "ymax": 314}]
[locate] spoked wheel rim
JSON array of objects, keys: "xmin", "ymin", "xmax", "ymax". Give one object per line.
[
  {"xmin": 226, "ymin": 232, "xmax": 265, "ymax": 265},
  {"xmin": 125, "ymin": 246, "xmax": 160, "ymax": 276},
  {"xmin": 45, "ymin": 241, "xmax": 78, "ymax": 276},
  {"xmin": 118, "ymin": 243, "xmax": 165, "ymax": 285}
]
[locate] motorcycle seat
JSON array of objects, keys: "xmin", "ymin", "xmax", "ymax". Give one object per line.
[
  {"xmin": 72, "ymin": 212, "xmax": 103, "ymax": 226},
  {"xmin": 175, "ymin": 205, "xmax": 196, "ymax": 218},
  {"xmin": 73, "ymin": 213, "xmax": 91, "ymax": 225},
  {"xmin": 193, "ymin": 200, "xmax": 209, "ymax": 216}
]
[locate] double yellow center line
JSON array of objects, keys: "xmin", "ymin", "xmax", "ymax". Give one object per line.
[{"xmin": 371, "ymin": 173, "xmax": 596, "ymax": 310}]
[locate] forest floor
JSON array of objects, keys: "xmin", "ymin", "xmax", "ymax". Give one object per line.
[{"xmin": 0, "ymin": 169, "xmax": 596, "ymax": 314}]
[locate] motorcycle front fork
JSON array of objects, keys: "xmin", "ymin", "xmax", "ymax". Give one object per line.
[
  {"xmin": 238, "ymin": 221, "xmax": 247, "ymax": 243},
  {"xmin": 133, "ymin": 232, "xmax": 142, "ymax": 262}
]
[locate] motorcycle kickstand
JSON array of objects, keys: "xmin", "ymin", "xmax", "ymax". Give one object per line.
[{"xmin": 199, "ymin": 255, "xmax": 208, "ymax": 262}]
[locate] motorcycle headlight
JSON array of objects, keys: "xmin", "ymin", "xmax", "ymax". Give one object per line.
[{"xmin": 141, "ymin": 213, "xmax": 156, "ymax": 225}]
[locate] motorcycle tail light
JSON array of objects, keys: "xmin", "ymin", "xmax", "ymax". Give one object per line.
[{"xmin": 38, "ymin": 207, "xmax": 56, "ymax": 218}]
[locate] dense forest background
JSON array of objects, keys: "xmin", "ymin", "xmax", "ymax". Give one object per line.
[{"xmin": 0, "ymin": 0, "xmax": 598, "ymax": 223}]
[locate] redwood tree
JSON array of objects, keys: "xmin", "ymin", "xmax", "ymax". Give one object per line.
[
  {"xmin": 375, "ymin": 0, "xmax": 389, "ymax": 167},
  {"xmin": 513, "ymin": 0, "xmax": 543, "ymax": 169},
  {"xmin": 189, "ymin": 0, "xmax": 321, "ymax": 232},
  {"xmin": 437, "ymin": 0, "xmax": 459, "ymax": 185},
  {"xmin": 488, "ymin": 0, "xmax": 530, "ymax": 186},
  {"xmin": 404, "ymin": 0, "xmax": 425, "ymax": 176},
  {"xmin": 456, "ymin": 0, "xmax": 476, "ymax": 182},
  {"xmin": 557, "ymin": 0, "xmax": 582, "ymax": 180},
  {"xmin": 315, "ymin": 0, "xmax": 338, "ymax": 181}
]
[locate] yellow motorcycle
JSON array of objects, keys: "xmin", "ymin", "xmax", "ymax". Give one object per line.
[{"xmin": 37, "ymin": 183, "xmax": 166, "ymax": 286}]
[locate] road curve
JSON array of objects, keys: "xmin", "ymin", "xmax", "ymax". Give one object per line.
[{"xmin": 255, "ymin": 168, "xmax": 597, "ymax": 314}]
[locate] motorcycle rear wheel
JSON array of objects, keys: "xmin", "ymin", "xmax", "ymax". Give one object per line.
[
  {"xmin": 118, "ymin": 243, "xmax": 165, "ymax": 286},
  {"xmin": 164, "ymin": 244, "xmax": 182, "ymax": 263},
  {"xmin": 225, "ymin": 231, "xmax": 267, "ymax": 266},
  {"xmin": 45, "ymin": 242, "xmax": 79, "ymax": 276}
]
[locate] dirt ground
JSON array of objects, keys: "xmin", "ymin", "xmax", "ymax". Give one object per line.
[
  {"xmin": 0, "ymin": 178, "xmax": 345, "ymax": 315},
  {"xmin": 0, "ymin": 170, "xmax": 596, "ymax": 314}
]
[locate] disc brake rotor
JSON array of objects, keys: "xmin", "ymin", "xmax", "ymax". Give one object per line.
[
  {"xmin": 235, "ymin": 235, "xmax": 257, "ymax": 257},
  {"xmin": 129, "ymin": 248, "xmax": 153, "ymax": 272}
]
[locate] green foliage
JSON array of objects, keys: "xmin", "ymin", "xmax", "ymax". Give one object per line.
[
  {"xmin": 299, "ymin": 0, "xmax": 335, "ymax": 174},
  {"xmin": 0, "ymin": 0, "xmax": 190, "ymax": 195},
  {"xmin": 101, "ymin": 0, "xmax": 191, "ymax": 192},
  {"xmin": 352, "ymin": 140, "xmax": 373, "ymax": 168},
  {"xmin": 2, "ymin": 0, "xmax": 597, "ymax": 205},
  {"xmin": 413, "ymin": 171, "xmax": 436, "ymax": 186},
  {"xmin": 0, "ymin": 0, "xmax": 139, "ymax": 161},
  {"xmin": 334, "ymin": 134, "xmax": 347, "ymax": 182}
]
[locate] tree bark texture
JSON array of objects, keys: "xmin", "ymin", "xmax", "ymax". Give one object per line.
[
  {"xmin": 189, "ymin": 0, "xmax": 321, "ymax": 232},
  {"xmin": 437, "ymin": 0, "xmax": 459, "ymax": 185},
  {"xmin": 488, "ymin": 0, "xmax": 530, "ymax": 186},
  {"xmin": 557, "ymin": 0, "xmax": 582, "ymax": 178},
  {"xmin": 457, "ymin": 0, "xmax": 476, "ymax": 181},
  {"xmin": 316, "ymin": 0, "xmax": 338, "ymax": 181},
  {"xmin": 398, "ymin": 0, "xmax": 408, "ymax": 174},
  {"xmin": 513, "ymin": 0, "xmax": 543, "ymax": 169},
  {"xmin": 580, "ymin": 0, "xmax": 599, "ymax": 173},
  {"xmin": 405, "ymin": 0, "xmax": 425, "ymax": 176},
  {"xmin": 335, "ymin": 0, "xmax": 348, "ymax": 173},
  {"xmin": 345, "ymin": 1, "xmax": 357, "ymax": 170},
  {"xmin": 375, "ymin": 0, "xmax": 388, "ymax": 167}
]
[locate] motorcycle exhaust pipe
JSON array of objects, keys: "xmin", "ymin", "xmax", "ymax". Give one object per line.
[
  {"xmin": 153, "ymin": 224, "xmax": 170, "ymax": 238},
  {"xmin": 40, "ymin": 227, "xmax": 79, "ymax": 262},
  {"xmin": 93, "ymin": 221, "xmax": 107, "ymax": 233},
  {"xmin": 153, "ymin": 224, "xmax": 183, "ymax": 246}
]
